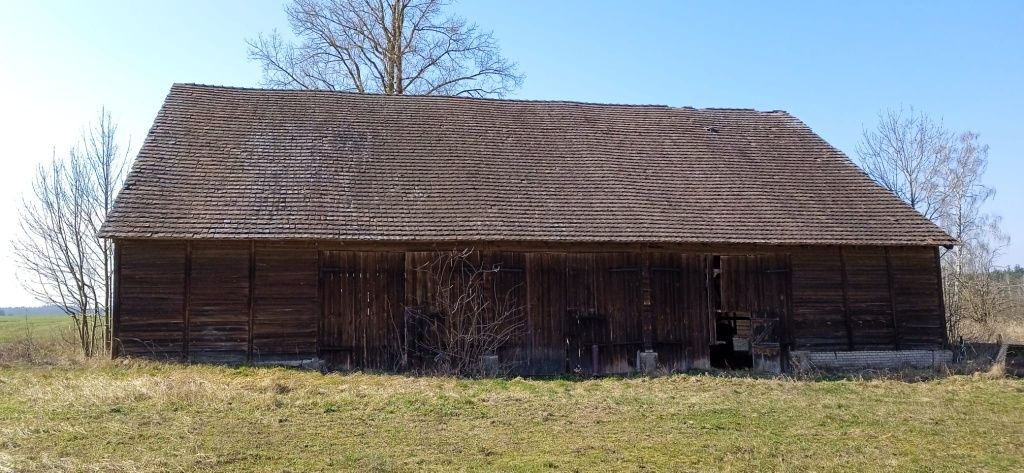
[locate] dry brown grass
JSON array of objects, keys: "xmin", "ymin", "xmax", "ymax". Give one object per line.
[{"xmin": 960, "ymin": 316, "xmax": 1024, "ymax": 343}]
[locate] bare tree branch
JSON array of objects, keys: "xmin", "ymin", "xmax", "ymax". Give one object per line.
[
  {"xmin": 856, "ymin": 108, "xmax": 1009, "ymax": 344},
  {"xmin": 12, "ymin": 109, "xmax": 130, "ymax": 357},
  {"xmin": 248, "ymin": 0, "xmax": 523, "ymax": 97}
]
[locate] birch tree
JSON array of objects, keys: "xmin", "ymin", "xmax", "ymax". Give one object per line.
[
  {"xmin": 12, "ymin": 109, "xmax": 129, "ymax": 356},
  {"xmin": 856, "ymin": 107, "xmax": 1010, "ymax": 342},
  {"xmin": 248, "ymin": 0, "xmax": 523, "ymax": 97}
]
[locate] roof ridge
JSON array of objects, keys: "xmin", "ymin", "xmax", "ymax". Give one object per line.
[{"xmin": 171, "ymin": 82, "xmax": 791, "ymax": 114}]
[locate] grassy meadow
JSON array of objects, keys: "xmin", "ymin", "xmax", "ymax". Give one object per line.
[
  {"xmin": 0, "ymin": 316, "xmax": 1021, "ymax": 472},
  {"xmin": 0, "ymin": 315, "xmax": 72, "ymax": 344}
]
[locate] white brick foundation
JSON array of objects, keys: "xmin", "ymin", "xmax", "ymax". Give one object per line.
[{"xmin": 789, "ymin": 350, "xmax": 953, "ymax": 371}]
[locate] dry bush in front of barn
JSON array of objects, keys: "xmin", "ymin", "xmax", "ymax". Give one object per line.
[{"xmin": 402, "ymin": 249, "xmax": 525, "ymax": 376}]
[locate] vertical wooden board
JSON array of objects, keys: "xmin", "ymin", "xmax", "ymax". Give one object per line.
[
  {"xmin": 789, "ymin": 247, "xmax": 849, "ymax": 350},
  {"xmin": 595, "ymin": 252, "xmax": 642, "ymax": 374},
  {"xmin": 720, "ymin": 255, "xmax": 760, "ymax": 312},
  {"xmin": 523, "ymin": 252, "xmax": 567, "ymax": 375},
  {"xmin": 651, "ymin": 252, "xmax": 686, "ymax": 370},
  {"xmin": 117, "ymin": 240, "xmax": 187, "ymax": 358},
  {"xmin": 320, "ymin": 250, "xmax": 354, "ymax": 368},
  {"xmin": 251, "ymin": 242, "xmax": 318, "ymax": 360},
  {"xmin": 486, "ymin": 251, "xmax": 528, "ymax": 372},
  {"xmin": 564, "ymin": 252, "xmax": 597, "ymax": 374},
  {"xmin": 843, "ymin": 247, "xmax": 898, "ymax": 349},
  {"xmin": 889, "ymin": 247, "xmax": 945, "ymax": 349},
  {"xmin": 188, "ymin": 241, "xmax": 250, "ymax": 362}
]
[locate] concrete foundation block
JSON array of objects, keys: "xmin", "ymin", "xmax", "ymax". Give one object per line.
[
  {"xmin": 637, "ymin": 350, "xmax": 658, "ymax": 374},
  {"xmin": 480, "ymin": 354, "xmax": 500, "ymax": 377}
]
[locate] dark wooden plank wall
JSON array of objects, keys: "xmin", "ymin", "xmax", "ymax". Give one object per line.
[
  {"xmin": 188, "ymin": 241, "xmax": 250, "ymax": 361},
  {"xmin": 116, "ymin": 240, "xmax": 186, "ymax": 357},
  {"xmin": 889, "ymin": 247, "xmax": 947, "ymax": 349},
  {"xmin": 115, "ymin": 241, "xmax": 947, "ymax": 371},
  {"xmin": 790, "ymin": 248, "xmax": 848, "ymax": 350},
  {"xmin": 790, "ymin": 246, "xmax": 945, "ymax": 351},
  {"xmin": 252, "ymin": 242, "xmax": 319, "ymax": 361}
]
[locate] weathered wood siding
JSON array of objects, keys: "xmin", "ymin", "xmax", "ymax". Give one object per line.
[
  {"xmin": 252, "ymin": 242, "xmax": 318, "ymax": 361},
  {"xmin": 321, "ymin": 250, "xmax": 405, "ymax": 370},
  {"xmin": 789, "ymin": 246, "xmax": 945, "ymax": 351},
  {"xmin": 188, "ymin": 241, "xmax": 249, "ymax": 361},
  {"xmin": 116, "ymin": 240, "xmax": 186, "ymax": 357},
  {"xmin": 114, "ymin": 240, "xmax": 947, "ymax": 372}
]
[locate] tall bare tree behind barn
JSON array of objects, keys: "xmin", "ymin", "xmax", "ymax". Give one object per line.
[
  {"xmin": 856, "ymin": 107, "xmax": 1012, "ymax": 342},
  {"xmin": 12, "ymin": 109, "xmax": 129, "ymax": 356},
  {"xmin": 248, "ymin": 0, "xmax": 523, "ymax": 96}
]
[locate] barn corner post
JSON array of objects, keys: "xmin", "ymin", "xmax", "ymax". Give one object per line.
[
  {"xmin": 110, "ymin": 239, "xmax": 122, "ymax": 359},
  {"xmin": 934, "ymin": 246, "xmax": 950, "ymax": 349}
]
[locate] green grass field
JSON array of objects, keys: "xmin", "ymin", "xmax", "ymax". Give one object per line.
[
  {"xmin": 0, "ymin": 315, "xmax": 72, "ymax": 344},
  {"xmin": 0, "ymin": 317, "xmax": 1021, "ymax": 472}
]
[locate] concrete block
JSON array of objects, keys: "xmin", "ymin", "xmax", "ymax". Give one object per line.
[
  {"xmin": 637, "ymin": 350, "xmax": 658, "ymax": 374},
  {"xmin": 480, "ymin": 354, "xmax": 500, "ymax": 377}
]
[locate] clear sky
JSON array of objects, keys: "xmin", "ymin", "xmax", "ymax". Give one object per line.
[{"xmin": 1, "ymin": 1, "xmax": 1021, "ymax": 306}]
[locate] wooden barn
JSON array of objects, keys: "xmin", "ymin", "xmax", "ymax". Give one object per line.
[{"xmin": 99, "ymin": 84, "xmax": 955, "ymax": 374}]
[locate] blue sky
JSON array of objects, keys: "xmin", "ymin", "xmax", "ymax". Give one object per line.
[{"xmin": 0, "ymin": 1, "xmax": 1021, "ymax": 305}]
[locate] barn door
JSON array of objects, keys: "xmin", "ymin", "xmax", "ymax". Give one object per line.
[
  {"xmin": 650, "ymin": 253, "xmax": 711, "ymax": 371},
  {"xmin": 563, "ymin": 253, "xmax": 642, "ymax": 375},
  {"xmin": 319, "ymin": 251, "xmax": 404, "ymax": 371},
  {"xmin": 320, "ymin": 252, "xmax": 358, "ymax": 370},
  {"xmin": 714, "ymin": 254, "xmax": 790, "ymax": 372}
]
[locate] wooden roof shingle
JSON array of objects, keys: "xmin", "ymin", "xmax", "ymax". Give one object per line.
[{"xmin": 99, "ymin": 83, "xmax": 955, "ymax": 246}]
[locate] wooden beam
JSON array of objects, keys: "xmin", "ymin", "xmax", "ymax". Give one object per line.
[
  {"xmin": 934, "ymin": 247, "xmax": 949, "ymax": 348},
  {"xmin": 884, "ymin": 247, "xmax": 901, "ymax": 350},
  {"xmin": 316, "ymin": 243, "xmax": 323, "ymax": 359},
  {"xmin": 782, "ymin": 253, "xmax": 795, "ymax": 348},
  {"xmin": 111, "ymin": 240, "xmax": 122, "ymax": 359},
  {"xmin": 640, "ymin": 250, "xmax": 654, "ymax": 352},
  {"xmin": 182, "ymin": 241, "xmax": 192, "ymax": 360},
  {"xmin": 838, "ymin": 247, "xmax": 855, "ymax": 351},
  {"xmin": 247, "ymin": 241, "xmax": 256, "ymax": 363}
]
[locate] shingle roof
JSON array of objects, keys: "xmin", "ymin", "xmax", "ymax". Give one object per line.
[{"xmin": 99, "ymin": 83, "xmax": 955, "ymax": 246}]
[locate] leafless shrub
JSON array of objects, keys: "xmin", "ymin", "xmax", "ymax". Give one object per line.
[
  {"xmin": 402, "ymin": 249, "xmax": 525, "ymax": 376},
  {"xmin": 11, "ymin": 109, "xmax": 129, "ymax": 357}
]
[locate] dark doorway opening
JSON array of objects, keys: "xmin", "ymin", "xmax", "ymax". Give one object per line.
[{"xmin": 709, "ymin": 254, "xmax": 790, "ymax": 370}]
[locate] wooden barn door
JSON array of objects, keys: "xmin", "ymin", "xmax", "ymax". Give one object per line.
[
  {"xmin": 650, "ymin": 253, "xmax": 712, "ymax": 371},
  {"xmin": 320, "ymin": 251, "xmax": 404, "ymax": 371},
  {"xmin": 717, "ymin": 254, "xmax": 791, "ymax": 372}
]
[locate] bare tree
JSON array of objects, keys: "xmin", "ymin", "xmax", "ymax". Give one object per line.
[
  {"xmin": 12, "ymin": 109, "xmax": 129, "ymax": 356},
  {"xmin": 402, "ymin": 249, "xmax": 525, "ymax": 375},
  {"xmin": 856, "ymin": 107, "xmax": 948, "ymax": 221},
  {"xmin": 856, "ymin": 108, "xmax": 1010, "ymax": 343},
  {"xmin": 248, "ymin": 0, "xmax": 523, "ymax": 97}
]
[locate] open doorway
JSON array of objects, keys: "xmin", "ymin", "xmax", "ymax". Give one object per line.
[{"xmin": 709, "ymin": 254, "xmax": 789, "ymax": 370}]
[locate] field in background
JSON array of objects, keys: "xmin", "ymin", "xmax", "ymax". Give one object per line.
[
  {"xmin": 0, "ymin": 316, "xmax": 1022, "ymax": 471},
  {"xmin": 0, "ymin": 315, "xmax": 71, "ymax": 344}
]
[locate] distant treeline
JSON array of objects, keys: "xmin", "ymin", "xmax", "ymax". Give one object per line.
[
  {"xmin": 0, "ymin": 305, "xmax": 63, "ymax": 316},
  {"xmin": 991, "ymin": 265, "xmax": 1024, "ymax": 282}
]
